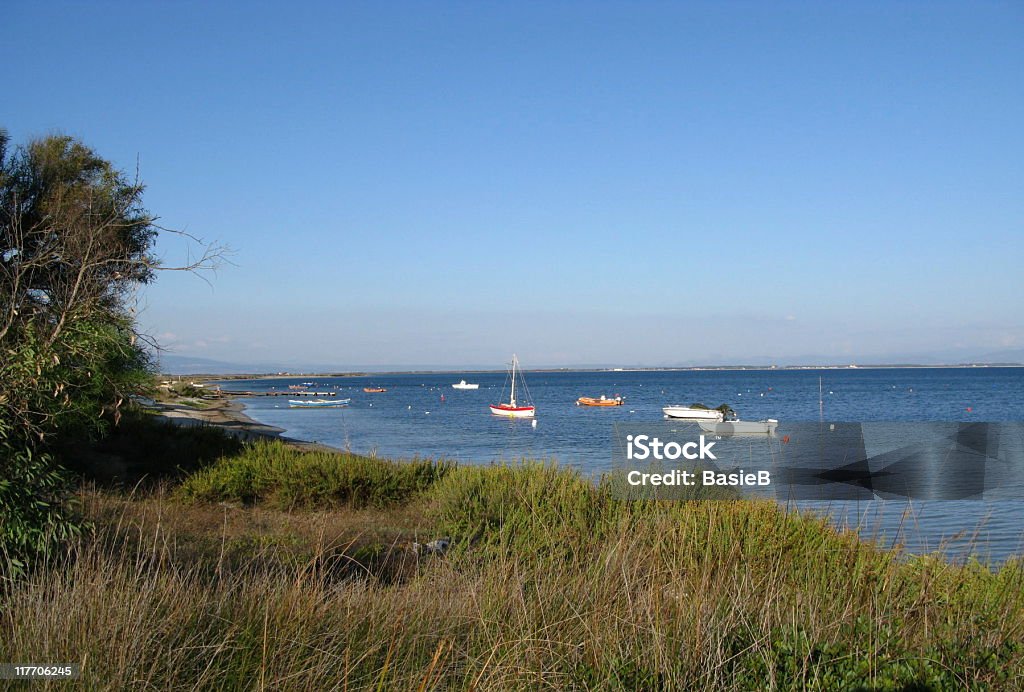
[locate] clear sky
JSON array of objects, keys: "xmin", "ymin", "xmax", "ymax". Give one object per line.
[{"xmin": 5, "ymin": 1, "xmax": 1023, "ymax": 368}]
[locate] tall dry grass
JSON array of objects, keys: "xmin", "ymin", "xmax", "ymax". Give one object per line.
[{"xmin": 2, "ymin": 442, "xmax": 1023, "ymax": 689}]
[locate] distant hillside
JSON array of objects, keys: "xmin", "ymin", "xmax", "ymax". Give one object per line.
[
  {"xmin": 156, "ymin": 354, "xmax": 288, "ymax": 375},
  {"xmin": 156, "ymin": 350, "xmax": 1022, "ymax": 376}
]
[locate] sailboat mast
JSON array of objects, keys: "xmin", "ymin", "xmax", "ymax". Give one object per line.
[{"xmin": 510, "ymin": 354, "xmax": 517, "ymax": 407}]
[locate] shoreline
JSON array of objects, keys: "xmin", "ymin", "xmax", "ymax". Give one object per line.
[
  {"xmin": 170, "ymin": 363, "xmax": 1024, "ymax": 381},
  {"xmin": 147, "ymin": 397, "xmax": 337, "ymax": 452}
]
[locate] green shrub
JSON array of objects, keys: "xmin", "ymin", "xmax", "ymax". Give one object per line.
[
  {"xmin": 0, "ymin": 446, "xmax": 85, "ymax": 578},
  {"xmin": 428, "ymin": 461, "xmax": 607, "ymax": 555},
  {"xmin": 177, "ymin": 440, "xmax": 452, "ymax": 509},
  {"xmin": 57, "ymin": 410, "xmax": 244, "ymax": 487}
]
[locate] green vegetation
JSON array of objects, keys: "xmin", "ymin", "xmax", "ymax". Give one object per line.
[
  {"xmin": 0, "ymin": 130, "xmax": 156, "ymax": 573},
  {"xmin": 61, "ymin": 410, "xmax": 244, "ymax": 487},
  {"xmin": 178, "ymin": 439, "xmax": 452, "ymax": 509},
  {"xmin": 2, "ymin": 428, "xmax": 1022, "ymax": 689},
  {"xmin": 0, "ymin": 129, "xmax": 220, "ymax": 574}
]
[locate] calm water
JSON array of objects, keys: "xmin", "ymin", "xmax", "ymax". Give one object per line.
[{"xmin": 221, "ymin": 367, "xmax": 1024, "ymax": 563}]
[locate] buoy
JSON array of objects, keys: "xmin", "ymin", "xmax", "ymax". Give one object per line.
[{"xmin": 966, "ymin": 407, "xmax": 973, "ymax": 412}]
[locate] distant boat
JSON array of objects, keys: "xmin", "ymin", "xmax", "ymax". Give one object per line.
[
  {"xmin": 699, "ymin": 419, "xmax": 779, "ymax": 435},
  {"xmin": 489, "ymin": 354, "xmax": 536, "ymax": 418},
  {"xmin": 289, "ymin": 398, "xmax": 350, "ymax": 408},
  {"xmin": 363, "ymin": 387, "xmax": 387, "ymax": 393},
  {"xmin": 288, "ymin": 384, "xmax": 307, "ymax": 390},
  {"xmin": 577, "ymin": 395, "xmax": 624, "ymax": 407},
  {"xmin": 452, "ymin": 380, "xmax": 480, "ymax": 390},
  {"xmin": 662, "ymin": 406, "xmax": 725, "ymax": 421}
]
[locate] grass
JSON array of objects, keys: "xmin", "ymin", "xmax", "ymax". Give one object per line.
[
  {"xmin": 177, "ymin": 440, "xmax": 452, "ymax": 510},
  {"xmin": 2, "ymin": 432, "xmax": 1023, "ymax": 689}
]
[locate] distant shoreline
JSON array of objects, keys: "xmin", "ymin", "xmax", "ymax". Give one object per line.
[{"xmin": 167, "ymin": 363, "xmax": 1024, "ymax": 380}]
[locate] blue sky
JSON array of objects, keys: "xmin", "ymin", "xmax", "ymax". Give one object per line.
[{"xmin": 5, "ymin": 1, "xmax": 1022, "ymax": 367}]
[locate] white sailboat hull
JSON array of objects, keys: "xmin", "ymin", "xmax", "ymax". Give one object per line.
[
  {"xmin": 489, "ymin": 404, "xmax": 536, "ymax": 418},
  {"xmin": 490, "ymin": 354, "xmax": 536, "ymax": 418}
]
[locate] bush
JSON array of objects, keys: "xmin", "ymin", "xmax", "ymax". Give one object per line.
[
  {"xmin": 63, "ymin": 410, "xmax": 244, "ymax": 486},
  {"xmin": 0, "ymin": 447, "xmax": 84, "ymax": 578},
  {"xmin": 177, "ymin": 440, "xmax": 452, "ymax": 509}
]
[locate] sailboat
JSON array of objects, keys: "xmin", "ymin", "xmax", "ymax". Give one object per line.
[{"xmin": 489, "ymin": 354, "xmax": 536, "ymax": 418}]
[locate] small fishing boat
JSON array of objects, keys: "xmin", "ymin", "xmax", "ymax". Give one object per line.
[
  {"xmin": 699, "ymin": 419, "xmax": 779, "ymax": 435},
  {"xmin": 288, "ymin": 384, "xmax": 307, "ymax": 390},
  {"xmin": 363, "ymin": 387, "xmax": 387, "ymax": 393},
  {"xmin": 452, "ymin": 380, "xmax": 480, "ymax": 390},
  {"xmin": 577, "ymin": 395, "xmax": 624, "ymax": 407},
  {"xmin": 662, "ymin": 406, "xmax": 725, "ymax": 421},
  {"xmin": 489, "ymin": 354, "xmax": 535, "ymax": 418},
  {"xmin": 289, "ymin": 398, "xmax": 351, "ymax": 408}
]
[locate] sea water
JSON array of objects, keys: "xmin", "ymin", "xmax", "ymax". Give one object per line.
[{"xmin": 222, "ymin": 367, "xmax": 1024, "ymax": 563}]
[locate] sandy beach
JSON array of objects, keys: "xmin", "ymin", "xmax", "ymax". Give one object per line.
[{"xmin": 146, "ymin": 396, "xmax": 332, "ymax": 451}]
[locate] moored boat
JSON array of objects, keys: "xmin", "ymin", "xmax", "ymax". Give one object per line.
[
  {"xmin": 363, "ymin": 387, "xmax": 387, "ymax": 393},
  {"xmin": 452, "ymin": 380, "xmax": 480, "ymax": 390},
  {"xmin": 662, "ymin": 406, "xmax": 725, "ymax": 421},
  {"xmin": 490, "ymin": 354, "xmax": 535, "ymax": 418},
  {"xmin": 577, "ymin": 395, "xmax": 624, "ymax": 407},
  {"xmin": 698, "ymin": 419, "xmax": 779, "ymax": 435},
  {"xmin": 289, "ymin": 398, "xmax": 351, "ymax": 408}
]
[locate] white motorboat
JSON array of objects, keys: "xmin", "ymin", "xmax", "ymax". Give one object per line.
[
  {"xmin": 662, "ymin": 406, "xmax": 725, "ymax": 421},
  {"xmin": 289, "ymin": 398, "xmax": 351, "ymax": 408},
  {"xmin": 698, "ymin": 419, "xmax": 779, "ymax": 435},
  {"xmin": 452, "ymin": 380, "xmax": 480, "ymax": 390}
]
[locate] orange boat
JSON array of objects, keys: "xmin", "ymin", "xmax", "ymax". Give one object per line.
[
  {"xmin": 577, "ymin": 395, "xmax": 624, "ymax": 407},
  {"xmin": 363, "ymin": 387, "xmax": 387, "ymax": 393}
]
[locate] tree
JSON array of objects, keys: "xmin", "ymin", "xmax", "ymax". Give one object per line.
[{"xmin": 0, "ymin": 129, "xmax": 223, "ymax": 574}]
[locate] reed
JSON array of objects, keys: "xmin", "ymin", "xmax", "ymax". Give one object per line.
[
  {"xmin": 3, "ymin": 440, "xmax": 1022, "ymax": 690},
  {"xmin": 177, "ymin": 440, "xmax": 452, "ymax": 510}
]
